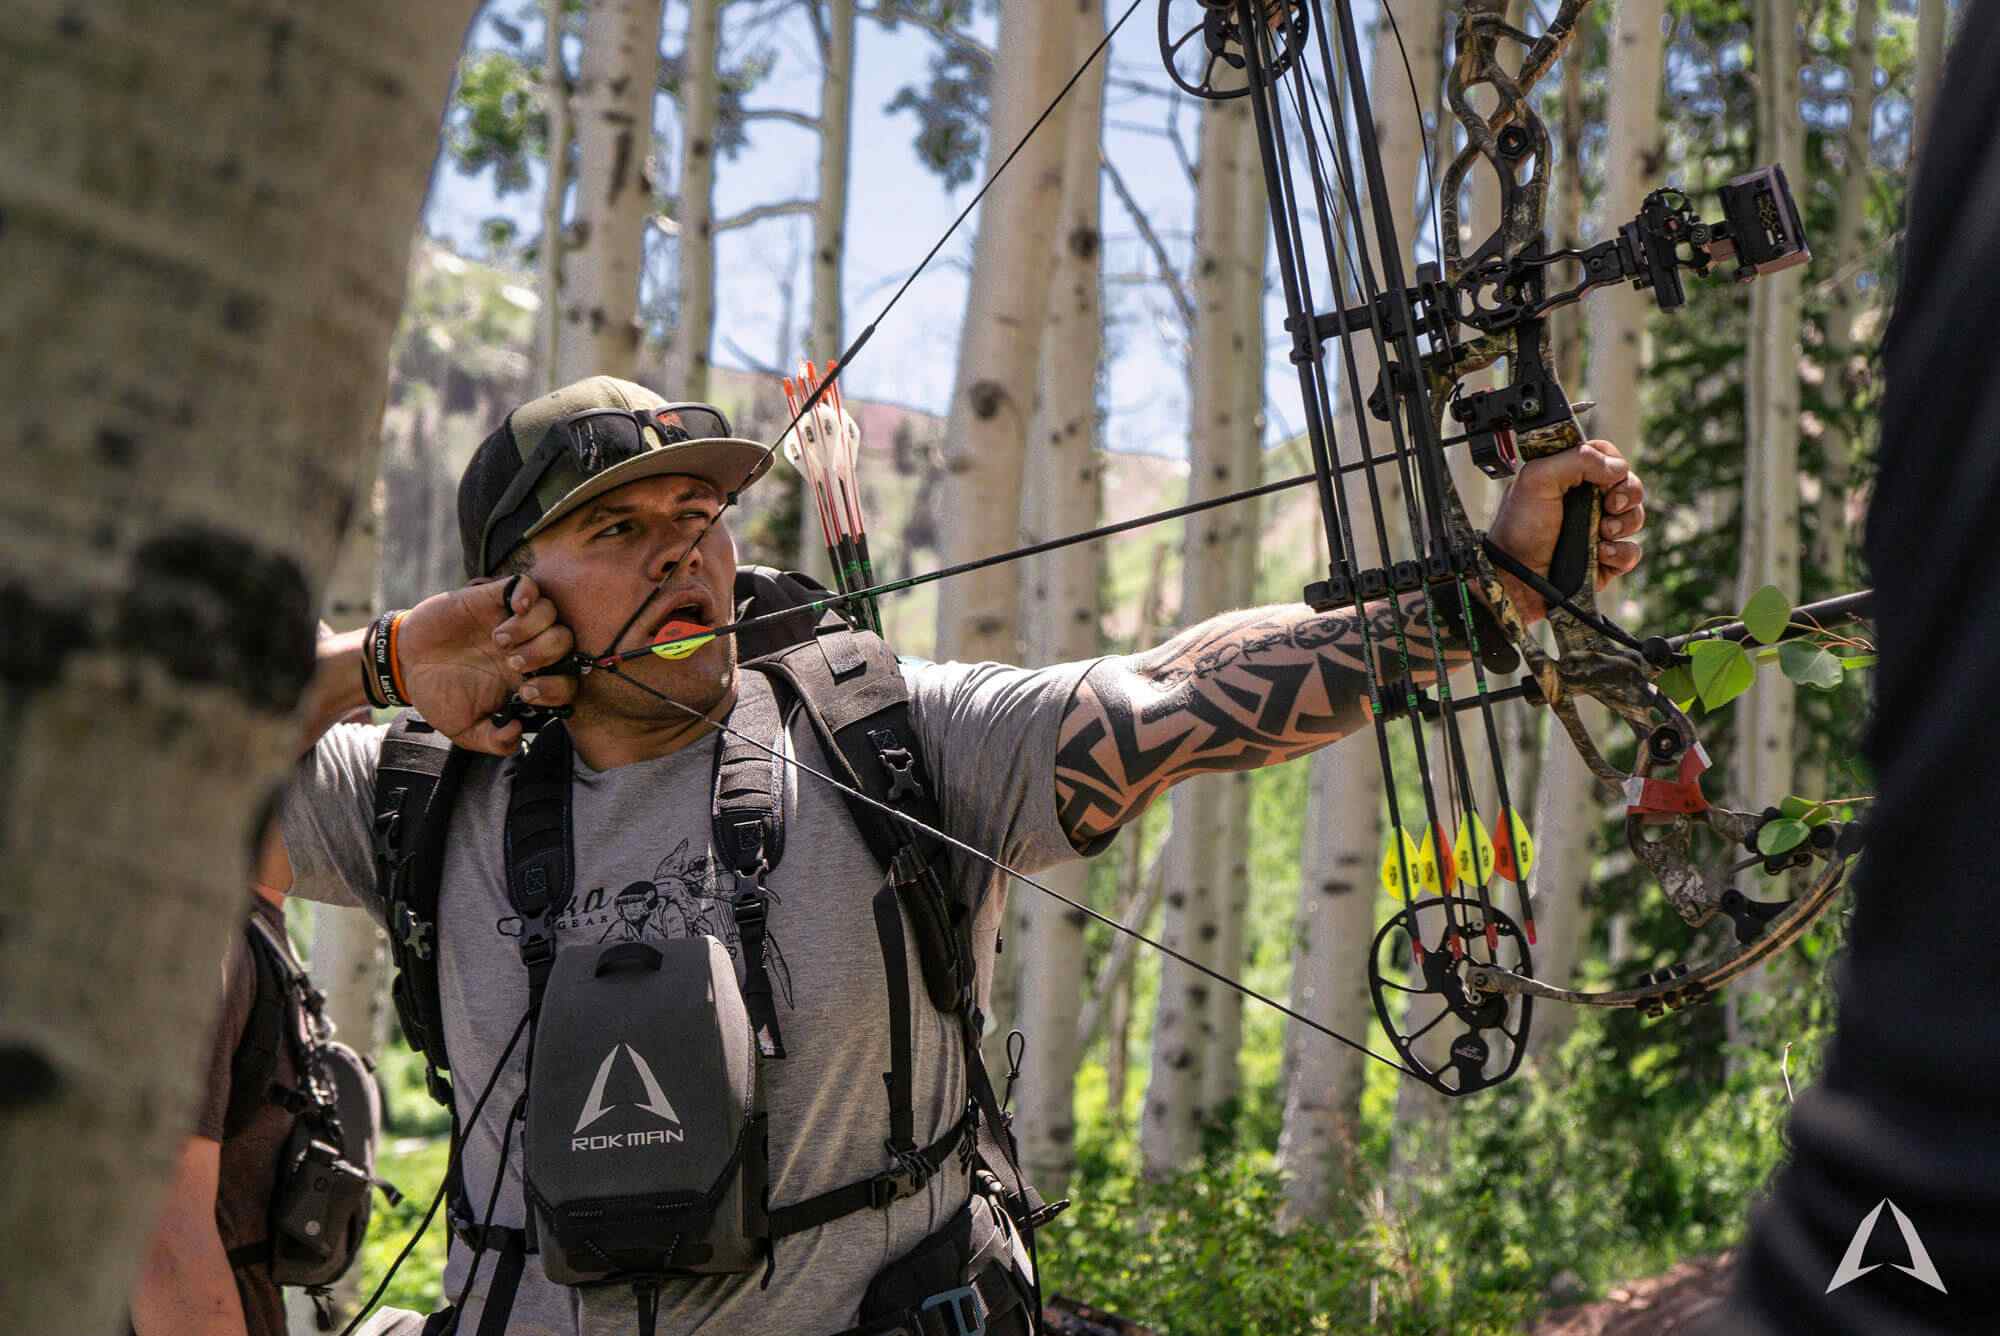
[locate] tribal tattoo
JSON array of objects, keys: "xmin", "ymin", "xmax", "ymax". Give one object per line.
[{"xmin": 1053, "ymin": 590, "xmax": 1473, "ymax": 845}]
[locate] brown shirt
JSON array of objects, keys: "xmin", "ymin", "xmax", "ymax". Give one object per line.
[{"xmin": 193, "ymin": 896, "xmax": 306, "ymax": 1336}]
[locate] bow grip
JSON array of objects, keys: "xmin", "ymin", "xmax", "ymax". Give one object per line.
[{"xmin": 1547, "ymin": 481, "xmax": 1599, "ymax": 602}]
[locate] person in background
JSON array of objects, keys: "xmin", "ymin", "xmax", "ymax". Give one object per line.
[{"xmin": 129, "ymin": 825, "xmax": 301, "ymax": 1336}]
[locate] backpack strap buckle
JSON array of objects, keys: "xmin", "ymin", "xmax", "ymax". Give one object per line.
[
  {"xmin": 919, "ymin": 1286, "xmax": 986, "ymax": 1336},
  {"xmin": 392, "ymin": 903, "xmax": 433, "ymax": 961},
  {"xmin": 868, "ymin": 729, "xmax": 925, "ymax": 805}
]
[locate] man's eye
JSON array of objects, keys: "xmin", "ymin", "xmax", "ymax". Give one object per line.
[{"xmin": 594, "ymin": 521, "xmax": 632, "ymax": 540}]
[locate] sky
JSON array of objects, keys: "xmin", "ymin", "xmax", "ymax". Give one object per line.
[{"xmin": 418, "ymin": 1, "xmax": 1418, "ymax": 461}]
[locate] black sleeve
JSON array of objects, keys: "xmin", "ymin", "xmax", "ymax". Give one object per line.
[{"xmin": 1723, "ymin": 3, "xmax": 2000, "ymax": 1330}]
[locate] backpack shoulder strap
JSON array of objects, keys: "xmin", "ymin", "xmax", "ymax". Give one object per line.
[
  {"xmin": 224, "ymin": 917, "xmax": 290, "ymax": 1138},
  {"xmin": 745, "ymin": 629, "xmax": 945, "ymax": 873},
  {"xmin": 374, "ymin": 710, "xmax": 473, "ymax": 1101},
  {"xmin": 503, "ymin": 720, "xmax": 575, "ymax": 1021},
  {"xmin": 712, "ymin": 671, "xmax": 791, "ymax": 1060}
]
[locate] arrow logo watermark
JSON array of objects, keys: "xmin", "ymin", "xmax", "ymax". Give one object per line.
[{"xmin": 1826, "ymin": 1198, "xmax": 1947, "ymax": 1295}]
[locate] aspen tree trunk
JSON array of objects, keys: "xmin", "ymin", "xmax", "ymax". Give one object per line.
[
  {"xmin": 1529, "ymin": 0, "xmax": 1664, "ymax": 1054},
  {"xmin": 1729, "ymin": 0, "xmax": 1805, "ymax": 1043},
  {"xmin": 1550, "ymin": 10, "xmax": 1588, "ymax": 390},
  {"xmin": 670, "ymin": 0, "xmax": 720, "ymax": 397},
  {"xmin": 1201, "ymin": 86, "xmax": 1271, "ymax": 1124},
  {"xmin": 1141, "ymin": 93, "xmax": 1257, "ymax": 1178},
  {"xmin": 1011, "ymin": 9, "xmax": 1106, "ymax": 1196},
  {"xmin": 1913, "ymin": 0, "xmax": 1947, "ymax": 162},
  {"xmin": 1276, "ymin": 0, "xmax": 1438, "ymax": 1221},
  {"xmin": 0, "ymin": 6, "xmax": 474, "ymax": 1330},
  {"xmin": 789, "ymin": 0, "xmax": 855, "ymax": 587},
  {"xmin": 539, "ymin": 0, "xmax": 574, "ymax": 392},
  {"xmin": 557, "ymin": 0, "xmax": 665, "ymax": 385},
  {"xmin": 811, "ymin": 0, "xmax": 854, "ymax": 364},
  {"xmin": 304, "ymin": 477, "xmax": 389, "ymax": 1328},
  {"xmin": 1814, "ymin": 0, "xmax": 1877, "ymax": 583},
  {"xmin": 1105, "ymin": 545, "xmax": 1172, "ymax": 1123},
  {"xmin": 933, "ymin": 0, "xmax": 1080, "ymax": 664}
]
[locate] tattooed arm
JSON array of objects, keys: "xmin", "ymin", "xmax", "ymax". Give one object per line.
[
  {"xmin": 1053, "ymin": 591, "xmax": 1473, "ymax": 845},
  {"xmin": 1050, "ymin": 437, "xmax": 1652, "ymax": 846}
]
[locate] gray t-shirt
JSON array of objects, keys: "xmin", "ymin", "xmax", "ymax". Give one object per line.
[{"xmin": 282, "ymin": 657, "xmax": 1104, "ymax": 1335}]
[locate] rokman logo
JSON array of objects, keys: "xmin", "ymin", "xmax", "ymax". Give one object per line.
[
  {"xmin": 571, "ymin": 1043, "xmax": 685, "ymax": 1151},
  {"xmin": 1825, "ymin": 1198, "xmax": 1947, "ymax": 1295}
]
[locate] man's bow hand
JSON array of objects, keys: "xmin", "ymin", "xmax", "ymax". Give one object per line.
[
  {"xmin": 396, "ymin": 576, "xmax": 579, "ymax": 754},
  {"xmin": 1485, "ymin": 439, "xmax": 1647, "ymax": 624}
]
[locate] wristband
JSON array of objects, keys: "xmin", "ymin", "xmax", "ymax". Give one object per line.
[
  {"xmin": 358, "ymin": 647, "xmax": 388, "ymax": 709},
  {"xmin": 387, "ymin": 612, "xmax": 412, "ymax": 706},
  {"xmin": 367, "ymin": 610, "xmax": 411, "ymax": 710}
]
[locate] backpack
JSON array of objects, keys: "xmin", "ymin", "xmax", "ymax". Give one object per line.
[
  {"xmin": 227, "ymin": 913, "xmax": 397, "ymax": 1328},
  {"xmin": 371, "ymin": 567, "xmax": 1059, "ymax": 1323}
]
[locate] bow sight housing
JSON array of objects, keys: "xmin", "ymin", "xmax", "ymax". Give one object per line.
[{"xmin": 1607, "ymin": 164, "xmax": 1810, "ymax": 312}]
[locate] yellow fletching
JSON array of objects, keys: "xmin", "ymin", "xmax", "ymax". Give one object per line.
[
  {"xmin": 1454, "ymin": 814, "xmax": 1498, "ymax": 889},
  {"xmin": 1380, "ymin": 829, "xmax": 1421, "ymax": 899},
  {"xmin": 1492, "ymin": 806, "xmax": 1536, "ymax": 882}
]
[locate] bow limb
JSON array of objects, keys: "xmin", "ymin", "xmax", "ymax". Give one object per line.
[{"xmin": 1465, "ymin": 839, "xmax": 1855, "ymax": 1012}]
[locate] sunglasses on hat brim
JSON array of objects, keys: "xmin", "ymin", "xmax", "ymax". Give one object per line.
[{"xmin": 479, "ymin": 402, "xmax": 734, "ymax": 575}]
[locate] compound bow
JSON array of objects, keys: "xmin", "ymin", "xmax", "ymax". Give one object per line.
[
  {"xmin": 1161, "ymin": 0, "xmax": 1864, "ymax": 1094},
  {"xmin": 534, "ymin": 0, "xmax": 1869, "ymax": 1103}
]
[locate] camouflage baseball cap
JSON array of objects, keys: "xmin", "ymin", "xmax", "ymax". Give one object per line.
[{"xmin": 457, "ymin": 375, "xmax": 772, "ymax": 577}]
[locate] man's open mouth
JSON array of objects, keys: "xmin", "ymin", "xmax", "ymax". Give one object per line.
[{"xmin": 647, "ymin": 598, "xmax": 716, "ymax": 661}]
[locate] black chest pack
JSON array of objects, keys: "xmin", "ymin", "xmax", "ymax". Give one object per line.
[
  {"xmin": 227, "ymin": 914, "xmax": 398, "ymax": 1329},
  {"xmin": 372, "ymin": 568, "xmax": 1058, "ymax": 1335}
]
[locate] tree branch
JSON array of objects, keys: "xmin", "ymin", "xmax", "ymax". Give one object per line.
[
  {"xmin": 1073, "ymin": 848, "xmax": 1170, "ymax": 1055},
  {"xmin": 1101, "ymin": 154, "xmax": 1194, "ymax": 328},
  {"xmin": 855, "ymin": 2, "xmax": 994, "ymax": 66},
  {"xmin": 740, "ymin": 106, "xmax": 822, "ymax": 132},
  {"xmin": 714, "ymin": 198, "xmax": 817, "ymax": 232}
]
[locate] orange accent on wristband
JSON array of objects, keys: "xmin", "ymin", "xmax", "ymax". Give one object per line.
[{"xmin": 387, "ymin": 612, "xmax": 412, "ymax": 706}]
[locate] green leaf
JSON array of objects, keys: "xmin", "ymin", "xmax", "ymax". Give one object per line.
[
  {"xmin": 1837, "ymin": 652, "xmax": 1879, "ymax": 671},
  {"xmin": 1656, "ymin": 664, "xmax": 1698, "ymax": 709},
  {"xmin": 1779, "ymin": 795, "xmax": 1835, "ymax": 826},
  {"xmin": 1758, "ymin": 818, "xmax": 1811, "ymax": 856},
  {"xmin": 1778, "ymin": 640, "xmax": 1844, "ymax": 690},
  {"xmin": 1740, "ymin": 585, "xmax": 1793, "ymax": 645},
  {"xmin": 1687, "ymin": 640, "xmax": 1755, "ymax": 710}
]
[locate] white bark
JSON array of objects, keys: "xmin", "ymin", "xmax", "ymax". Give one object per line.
[
  {"xmin": 1730, "ymin": 0, "xmax": 1806, "ymax": 1037},
  {"xmin": 557, "ymin": 0, "xmax": 665, "ymax": 384},
  {"xmin": 1913, "ymin": 0, "xmax": 1947, "ymax": 163},
  {"xmin": 0, "ymin": 5, "xmax": 474, "ymax": 1329},
  {"xmin": 933, "ymin": 0, "xmax": 1081, "ymax": 663},
  {"xmin": 1141, "ymin": 93, "xmax": 1259, "ymax": 1179},
  {"xmin": 1202, "ymin": 85, "xmax": 1271, "ymax": 1123},
  {"xmin": 670, "ymin": 0, "xmax": 720, "ymax": 396},
  {"xmin": 1276, "ymin": 0, "xmax": 1437, "ymax": 1220},
  {"xmin": 305, "ymin": 475, "xmax": 388, "ymax": 1327},
  {"xmin": 1550, "ymin": 9, "xmax": 1588, "ymax": 388},
  {"xmin": 1007, "ymin": 6, "xmax": 1104, "ymax": 1199},
  {"xmin": 539, "ymin": 0, "xmax": 574, "ymax": 392},
  {"xmin": 811, "ymin": 0, "xmax": 854, "ymax": 363},
  {"xmin": 1815, "ymin": 0, "xmax": 1877, "ymax": 583}
]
